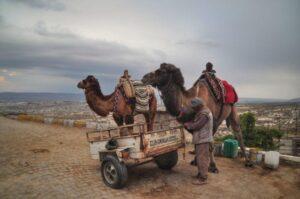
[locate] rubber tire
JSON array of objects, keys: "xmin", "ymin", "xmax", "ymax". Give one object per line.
[
  {"xmin": 154, "ymin": 150, "xmax": 178, "ymax": 170},
  {"xmin": 101, "ymin": 155, "xmax": 128, "ymax": 189}
]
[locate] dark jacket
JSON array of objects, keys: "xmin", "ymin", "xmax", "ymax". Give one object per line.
[{"xmin": 184, "ymin": 107, "xmax": 213, "ymax": 144}]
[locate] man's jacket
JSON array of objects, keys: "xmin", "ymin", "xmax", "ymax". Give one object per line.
[{"xmin": 184, "ymin": 107, "xmax": 213, "ymax": 144}]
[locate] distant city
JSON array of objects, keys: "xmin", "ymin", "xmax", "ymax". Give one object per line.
[
  {"xmin": 1, "ymin": 92, "xmax": 299, "ymax": 104},
  {"xmin": 1, "ymin": 92, "xmax": 299, "ymax": 135}
]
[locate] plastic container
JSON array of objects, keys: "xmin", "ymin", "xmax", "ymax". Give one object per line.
[
  {"xmin": 256, "ymin": 152, "xmax": 263, "ymax": 164},
  {"xmin": 223, "ymin": 139, "xmax": 239, "ymax": 158},
  {"xmin": 264, "ymin": 151, "xmax": 280, "ymax": 169}
]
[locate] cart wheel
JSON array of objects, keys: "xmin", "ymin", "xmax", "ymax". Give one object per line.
[
  {"xmin": 101, "ymin": 155, "xmax": 128, "ymax": 189},
  {"xmin": 155, "ymin": 150, "xmax": 178, "ymax": 170}
]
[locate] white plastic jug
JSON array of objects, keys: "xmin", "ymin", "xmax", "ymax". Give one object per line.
[
  {"xmin": 256, "ymin": 152, "xmax": 263, "ymax": 164},
  {"xmin": 264, "ymin": 151, "xmax": 280, "ymax": 169}
]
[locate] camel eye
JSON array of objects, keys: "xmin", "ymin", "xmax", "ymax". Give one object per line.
[{"xmin": 83, "ymin": 80, "xmax": 87, "ymax": 84}]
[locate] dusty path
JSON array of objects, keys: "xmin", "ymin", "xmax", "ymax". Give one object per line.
[{"xmin": 0, "ymin": 117, "xmax": 299, "ymax": 199}]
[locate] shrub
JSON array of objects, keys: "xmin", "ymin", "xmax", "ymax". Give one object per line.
[{"xmin": 239, "ymin": 112, "xmax": 285, "ymax": 150}]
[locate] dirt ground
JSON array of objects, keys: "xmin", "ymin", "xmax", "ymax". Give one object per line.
[{"xmin": 0, "ymin": 117, "xmax": 299, "ymax": 199}]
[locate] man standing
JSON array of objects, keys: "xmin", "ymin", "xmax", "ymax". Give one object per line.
[{"xmin": 184, "ymin": 98, "xmax": 213, "ymax": 185}]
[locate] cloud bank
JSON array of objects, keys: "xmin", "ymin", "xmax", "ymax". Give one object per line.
[{"xmin": 0, "ymin": 0, "xmax": 299, "ymax": 99}]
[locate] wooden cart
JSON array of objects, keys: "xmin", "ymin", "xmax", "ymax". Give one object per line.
[{"xmin": 86, "ymin": 120, "xmax": 185, "ymax": 189}]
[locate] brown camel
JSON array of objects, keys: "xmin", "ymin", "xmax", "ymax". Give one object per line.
[
  {"xmin": 142, "ymin": 63, "xmax": 253, "ymax": 169},
  {"xmin": 77, "ymin": 75, "xmax": 157, "ymax": 131}
]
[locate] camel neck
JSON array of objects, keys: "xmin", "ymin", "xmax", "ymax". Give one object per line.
[
  {"xmin": 85, "ymin": 88, "xmax": 115, "ymax": 116},
  {"xmin": 159, "ymin": 83, "xmax": 183, "ymax": 116}
]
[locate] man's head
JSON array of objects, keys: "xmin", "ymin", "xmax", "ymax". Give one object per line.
[
  {"xmin": 206, "ymin": 62, "xmax": 213, "ymax": 71},
  {"xmin": 190, "ymin": 97, "xmax": 205, "ymax": 111}
]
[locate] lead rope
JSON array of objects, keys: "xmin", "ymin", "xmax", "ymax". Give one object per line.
[{"xmin": 113, "ymin": 89, "xmax": 119, "ymax": 115}]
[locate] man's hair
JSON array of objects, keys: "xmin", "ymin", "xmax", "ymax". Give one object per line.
[
  {"xmin": 206, "ymin": 62, "xmax": 213, "ymax": 67},
  {"xmin": 190, "ymin": 97, "xmax": 204, "ymax": 108}
]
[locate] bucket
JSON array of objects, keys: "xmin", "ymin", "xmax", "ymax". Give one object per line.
[
  {"xmin": 264, "ymin": 151, "xmax": 280, "ymax": 169},
  {"xmin": 223, "ymin": 139, "xmax": 239, "ymax": 158},
  {"xmin": 256, "ymin": 152, "xmax": 263, "ymax": 164}
]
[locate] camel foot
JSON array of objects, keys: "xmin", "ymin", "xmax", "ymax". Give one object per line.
[
  {"xmin": 245, "ymin": 160, "xmax": 254, "ymax": 167},
  {"xmin": 208, "ymin": 163, "xmax": 219, "ymax": 173}
]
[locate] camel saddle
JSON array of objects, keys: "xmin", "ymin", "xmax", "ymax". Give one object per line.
[
  {"xmin": 118, "ymin": 79, "xmax": 153, "ymax": 113},
  {"xmin": 119, "ymin": 77, "xmax": 135, "ymax": 98},
  {"xmin": 199, "ymin": 73, "xmax": 238, "ymax": 104},
  {"xmin": 200, "ymin": 73, "xmax": 225, "ymax": 103}
]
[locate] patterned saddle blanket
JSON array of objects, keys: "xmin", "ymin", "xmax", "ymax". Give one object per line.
[
  {"xmin": 132, "ymin": 80, "xmax": 152, "ymax": 113},
  {"xmin": 198, "ymin": 73, "xmax": 238, "ymax": 104},
  {"xmin": 119, "ymin": 80, "xmax": 152, "ymax": 113},
  {"xmin": 201, "ymin": 73, "xmax": 225, "ymax": 103}
]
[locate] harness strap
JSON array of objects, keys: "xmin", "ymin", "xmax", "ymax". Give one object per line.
[{"xmin": 113, "ymin": 88, "xmax": 120, "ymax": 115}]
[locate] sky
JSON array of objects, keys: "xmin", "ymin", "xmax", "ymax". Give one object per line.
[{"xmin": 0, "ymin": 0, "xmax": 299, "ymax": 99}]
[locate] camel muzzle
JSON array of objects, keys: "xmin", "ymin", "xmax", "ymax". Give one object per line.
[{"xmin": 77, "ymin": 81, "xmax": 84, "ymax": 89}]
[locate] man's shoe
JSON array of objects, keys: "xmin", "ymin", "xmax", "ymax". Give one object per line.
[{"xmin": 192, "ymin": 178, "xmax": 207, "ymax": 185}]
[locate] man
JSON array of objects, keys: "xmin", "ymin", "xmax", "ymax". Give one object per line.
[
  {"xmin": 184, "ymin": 98, "xmax": 213, "ymax": 185},
  {"xmin": 203, "ymin": 62, "xmax": 216, "ymax": 75},
  {"xmin": 200, "ymin": 62, "xmax": 216, "ymax": 79}
]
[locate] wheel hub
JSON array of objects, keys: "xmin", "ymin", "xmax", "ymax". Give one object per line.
[{"xmin": 103, "ymin": 162, "xmax": 117, "ymax": 184}]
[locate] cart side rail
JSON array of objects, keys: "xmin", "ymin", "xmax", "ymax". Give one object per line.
[{"xmin": 86, "ymin": 119, "xmax": 182, "ymax": 143}]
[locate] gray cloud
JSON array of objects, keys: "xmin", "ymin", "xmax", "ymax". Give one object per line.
[
  {"xmin": 0, "ymin": 0, "xmax": 299, "ymax": 98},
  {"xmin": 176, "ymin": 39, "xmax": 220, "ymax": 48},
  {"xmin": 0, "ymin": 20, "xmax": 164, "ymax": 92},
  {"xmin": 8, "ymin": 0, "xmax": 65, "ymax": 11},
  {"xmin": 34, "ymin": 21, "xmax": 77, "ymax": 38}
]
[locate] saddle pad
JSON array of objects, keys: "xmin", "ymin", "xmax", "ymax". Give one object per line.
[
  {"xmin": 120, "ymin": 78, "xmax": 135, "ymax": 98},
  {"xmin": 203, "ymin": 73, "xmax": 225, "ymax": 103},
  {"xmin": 222, "ymin": 80, "xmax": 238, "ymax": 104},
  {"xmin": 131, "ymin": 80, "xmax": 150, "ymax": 113}
]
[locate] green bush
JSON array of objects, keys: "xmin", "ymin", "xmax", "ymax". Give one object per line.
[
  {"xmin": 239, "ymin": 112, "xmax": 285, "ymax": 150},
  {"xmin": 255, "ymin": 127, "xmax": 284, "ymax": 150}
]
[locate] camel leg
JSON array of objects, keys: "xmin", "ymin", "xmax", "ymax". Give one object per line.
[
  {"xmin": 229, "ymin": 106, "xmax": 253, "ymax": 167},
  {"xmin": 124, "ymin": 115, "xmax": 134, "ymax": 134},
  {"xmin": 146, "ymin": 94, "xmax": 157, "ymax": 132},
  {"xmin": 143, "ymin": 113, "xmax": 152, "ymax": 132},
  {"xmin": 149, "ymin": 111, "xmax": 156, "ymax": 131},
  {"xmin": 113, "ymin": 113, "xmax": 123, "ymax": 126}
]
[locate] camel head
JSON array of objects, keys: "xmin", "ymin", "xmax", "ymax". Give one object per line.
[
  {"xmin": 142, "ymin": 63, "xmax": 185, "ymax": 90},
  {"xmin": 77, "ymin": 75, "xmax": 100, "ymax": 90}
]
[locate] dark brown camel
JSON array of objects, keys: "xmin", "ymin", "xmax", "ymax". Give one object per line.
[
  {"xmin": 142, "ymin": 63, "xmax": 252, "ymax": 169},
  {"xmin": 77, "ymin": 75, "xmax": 157, "ymax": 131}
]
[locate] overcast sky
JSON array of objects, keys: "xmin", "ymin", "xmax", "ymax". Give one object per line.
[{"xmin": 0, "ymin": 0, "xmax": 299, "ymax": 99}]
